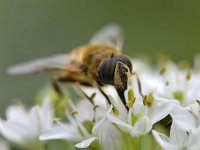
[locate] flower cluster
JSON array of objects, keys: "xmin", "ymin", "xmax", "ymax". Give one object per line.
[{"xmin": 0, "ymin": 58, "xmax": 200, "ymax": 150}]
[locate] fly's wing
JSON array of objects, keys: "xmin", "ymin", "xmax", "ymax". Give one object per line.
[
  {"xmin": 7, "ymin": 54, "xmax": 82, "ymax": 75},
  {"xmin": 89, "ymin": 24, "xmax": 124, "ymax": 51}
]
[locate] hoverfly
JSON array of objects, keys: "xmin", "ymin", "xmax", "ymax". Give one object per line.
[{"xmin": 7, "ymin": 24, "xmax": 134, "ymax": 110}]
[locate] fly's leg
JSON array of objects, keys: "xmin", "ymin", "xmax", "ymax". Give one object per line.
[
  {"xmin": 75, "ymin": 84, "xmax": 98, "ymax": 122},
  {"xmin": 52, "ymin": 75, "xmax": 92, "ymax": 96},
  {"xmin": 75, "ymin": 84, "xmax": 95, "ymax": 105},
  {"xmin": 98, "ymin": 86, "xmax": 112, "ymax": 105}
]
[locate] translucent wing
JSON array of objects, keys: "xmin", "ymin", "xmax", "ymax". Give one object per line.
[
  {"xmin": 7, "ymin": 54, "xmax": 81, "ymax": 75},
  {"xmin": 89, "ymin": 24, "xmax": 124, "ymax": 51}
]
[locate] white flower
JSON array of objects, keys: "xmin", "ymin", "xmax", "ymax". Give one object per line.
[
  {"xmin": 152, "ymin": 121, "xmax": 200, "ymax": 150},
  {"xmin": 137, "ymin": 61, "xmax": 200, "ymax": 106},
  {"xmin": 0, "ymin": 97, "xmax": 54, "ymax": 149},
  {"xmin": 170, "ymin": 101, "xmax": 200, "ymax": 131},
  {"xmin": 131, "ymin": 58, "xmax": 165, "ymax": 94},
  {"xmin": 40, "ymin": 100, "xmax": 122, "ymax": 150},
  {"xmin": 0, "ymin": 139, "xmax": 10, "ymax": 150},
  {"xmin": 161, "ymin": 63, "xmax": 200, "ymax": 106},
  {"xmin": 76, "ymin": 106, "xmax": 122, "ymax": 150},
  {"xmin": 40, "ymin": 100, "xmax": 94, "ymax": 142},
  {"xmin": 107, "ymin": 89, "xmax": 178, "ymax": 136}
]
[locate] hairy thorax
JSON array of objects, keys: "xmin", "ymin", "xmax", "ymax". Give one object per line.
[{"xmin": 80, "ymin": 45, "xmax": 119, "ymax": 82}]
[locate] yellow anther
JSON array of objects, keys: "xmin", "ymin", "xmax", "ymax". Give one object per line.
[
  {"xmin": 143, "ymin": 92, "xmax": 155, "ymax": 107},
  {"xmin": 186, "ymin": 70, "xmax": 191, "ymax": 81},
  {"xmin": 127, "ymin": 88, "xmax": 136, "ymax": 108},
  {"xmin": 178, "ymin": 60, "xmax": 191, "ymax": 69},
  {"xmin": 159, "ymin": 67, "xmax": 166, "ymax": 75},
  {"xmin": 147, "ymin": 92, "xmax": 154, "ymax": 106},
  {"xmin": 143, "ymin": 95, "xmax": 148, "ymax": 106},
  {"xmin": 112, "ymin": 107, "xmax": 119, "ymax": 116},
  {"xmin": 71, "ymin": 111, "xmax": 78, "ymax": 116}
]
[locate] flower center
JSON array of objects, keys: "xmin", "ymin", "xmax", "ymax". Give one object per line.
[
  {"xmin": 173, "ymin": 91, "xmax": 184, "ymax": 101},
  {"xmin": 131, "ymin": 113, "xmax": 144, "ymax": 126}
]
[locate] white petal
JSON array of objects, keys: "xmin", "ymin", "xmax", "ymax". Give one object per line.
[
  {"xmin": 189, "ymin": 144, "xmax": 200, "ymax": 150},
  {"xmin": 170, "ymin": 122, "xmax": 188, "ymax": 148},
  {"xmin": 150, "ymin": 97, "xmax": 177, "ymax": 124},
  {"xmin": 27, "ymin": 107, "xmax": 41, "ymax": 137},
  {"xmin": 187, "ymin": 127, "xmax": 200, "ymax": 149},
  {"xmin": 40, "ymin": 125, "xmax": 82, "ymax": 141},
  {"xmin": 93, "ymin": 106, "xmax": 113, "ymax": 135},
  {"xmin": 108, "ymin": 95, "xmax": 127, "ymax": 122},
  {"xmin": 152, "ymin": 130, "xmax": 176, "ymax": 150},
  {"xmin": 27, "ymin": 99, "xmax": 54, "ymax": 138},
  {"xmin": 171, "ymin": 106, "xmax": 197, "ymax": 131},
  {"xmin": 107, "ymin": 114, "xmax": 132, "ymax": 132},
  {"xmin": 5, "ymin": 105, "xmax": 28, "ymax": 124},
  {"xmin": 131, "ymin": 117, "xmax": 152, "ymax": 136},
  {"xmin": 98, "ymin": 121, "xmax": 122, "ymax": 150},
  {"xmin": 75, "ymin": 137, "xmax": 97, "ymax": 148},
  {"xmin": 188, "ymin": 102, "xmax": 200, "ymax": 120},
  {"xmin": 75, "ymin": 100, "xmax": 94, "ymax": 122},
  {"xmin": 39, "ymin": 97, "xmax": 54, "ymax": 131},
  {"xmin": 131, "ymin": 98, "xmax": 145, "ymax": 114},
  {"xmin": 0, "ymin": 119, "xmax": 29, "ymax": 146}
]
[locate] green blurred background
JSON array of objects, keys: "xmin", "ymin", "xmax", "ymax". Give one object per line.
[{"xmin": 1, "ymin": 0, "xmax": 200, "ymax": 115}]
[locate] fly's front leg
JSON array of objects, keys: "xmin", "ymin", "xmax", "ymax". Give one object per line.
[{"xmin": 52, "ymin": 75, "xmax": 93, "ymax": 96}]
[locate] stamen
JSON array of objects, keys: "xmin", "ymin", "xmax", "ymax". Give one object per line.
[
  {"xmin": 147, "ymin": 92, "xmax": 154, "ymax": 106},
  {"xmin": 143, "ymin": 92, "xmax": 154, "ymax": 107},
  {"xmin": 93, "ymin": 105, "xmax": 99, "ymax": 122},
  {"xmin": 186, "ymin": 70, "xmax": 191, "ymax": 81},
  {"xmin": 93, "ymin": 105, "xmax": 99, "ymax": 111},
  {"xmin": 159, "ymin": 67, "xmax": 166, "ymax": 75},
  {"xmin": 112, "ymin": 106, "xmax": 119, "ymax": 115},
  {"xmin": 178, "ymin": 60, "xmax": 191, "ymax": 69},
  {"xmin": 143, "ymin": 95, "xmax": 148, "ymax": 106},
  {"xmin": 165, "ymin": 80, "xmax": 169, "ymax": 86},
  {"xmin": 127, "ymin": 88, "xmax": 136, "ymax": 108},
  {"xmin": 71, "ymin": 111, "xmax": 79, "ymax": 116}
]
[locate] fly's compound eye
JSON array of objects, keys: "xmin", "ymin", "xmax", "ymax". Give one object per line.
[
  {"xmin": 98, "ymin": 55, "xmax": 132, "ymax": 86},
  {"xmin": 98, "ymin": 57, "xmax": 116, "ymax": 85}
]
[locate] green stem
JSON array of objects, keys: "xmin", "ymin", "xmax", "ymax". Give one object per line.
[{"xmin": 26, "ymin": 142, "xmax": 47, "ymax": 150}]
